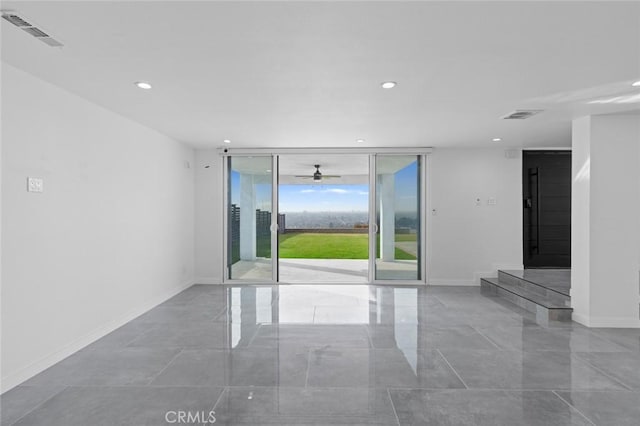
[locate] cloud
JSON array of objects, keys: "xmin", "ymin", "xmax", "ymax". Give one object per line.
[{"xmin": 296, "ymin": 187, "xmax": 368, "ymax": 195}]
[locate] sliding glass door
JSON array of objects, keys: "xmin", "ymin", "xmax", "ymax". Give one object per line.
[
  {"xmin": 225, "ymin": 156, "xmax": 278, "ymax": 281},
  {"xmin": 372, "ymin": 155, "xmax": 423, "ymax": 281},
  {"xmin": 223, "ymin": 150, "xmax": 427, "ymax": 284}
]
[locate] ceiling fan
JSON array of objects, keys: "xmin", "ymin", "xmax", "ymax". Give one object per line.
[{"xmin": 294, "ymin": 164, "xmax": 341, "ymax": 182}]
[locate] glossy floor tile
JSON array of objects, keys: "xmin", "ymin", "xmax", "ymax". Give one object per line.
[
  {"xmin": 306, "ymin": 348, "xmax": 465, "ymax": 389},
  {"xmin": 389, "ymin": 389, "xmax": 592, "ymax": 425},
  {"xmin": 590, "ymin": 327, "xmax": 640, "ymax": 352},
  {"xmin": 555, "ymin": 390, "xmax": 640, "ymax": 426},
  {"xmin": 213, "ymin": 387, "xmax": 397, "ymax": 425},
  {"xmin": 574, "ymin": 351, "xmax": 640, "ymax": 390},
  {"xmin": 2, "ymin": 284, "xmax": 639, "ymax": 425},
  {"xmin": 475, "ymin": 324, "xmax": 631, "ymax": 352},
  {"xmin": 22, "ymin": 347, "xmax": 181, "ymax": 387},
  {"xmin": 439, "ymin": 349, "xmax": 629, "ymax": 390},
  {"xmin": 13, "ymin": 386, "xmax": 223, "ymax": 426},
  {"xmin": 0, "ymin": 386, "xmax": 65, "ymax": 425}
]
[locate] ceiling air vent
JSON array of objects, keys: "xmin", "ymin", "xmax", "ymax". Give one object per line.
[
  {"xmin": 2, "ymin": 13, "xmax": 32, "ymax": 27},
  {"xmin": 39, "ymin": 37, "xmax": 64, "ymax": 47},
  {"xmin": 501, "ymin": 110, "xmax": 543, "ymax": 120},
  {"xmin": 1, "ymin": 11, "xmax": 64, "ymax": 47},
  {"xmin": 22, "ymin": 26, "xmax": 49, "ymax": 38}
]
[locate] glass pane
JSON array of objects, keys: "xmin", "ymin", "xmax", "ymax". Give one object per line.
[
  {"xmin": 277, "ymin": 154, "xmax": 370, "ymax": 283},
  {"xmin": 375, "ymin": 155, "xmax": 421, "ymax": 280},
  {"xmin": 228, "ymin": 156, "xmax": 273, "ymax": 280}
]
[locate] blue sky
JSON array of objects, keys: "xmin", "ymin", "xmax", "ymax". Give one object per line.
[
  {"xmin": 230, "ymin": 161, "xmax": 418, "ymax": 213},
  {"xmin": 390, "ymin": 160, "xmax": 420, "ymax": 214},
  {"xmin": 279, "ymin": 184, "xmax": 369, "ymax": 212}
]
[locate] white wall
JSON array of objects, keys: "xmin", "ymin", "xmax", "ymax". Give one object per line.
[
  {"xmin": 194, "ymin": 147, "xmax": 524, "ymax": 285},
  {"xmin": 1, "ymin": 64, "xmax": 195, "ymax": 392},
  {"xmin": 194, "ymin": 150, "xmax": 223, "ymax": 284},
  {"xmin": 571, "ymin": 117, "xmax": 592, "ymax": 322},
  {"xmin": 428, "ymin": 148, "xmax": 523, "ymax": 285},
  {"xmin": 571, "ymin": 113, "xmax": 640, "ymax": 328}
]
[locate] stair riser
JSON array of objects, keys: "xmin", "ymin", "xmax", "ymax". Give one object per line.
[
  {"xmin": 497, "ymin": 271, "xmax": 570, "ymax": 306},
  {"xmin": 481, "ymin": 279, "xmax": 572, "ymax": 323},
  {"xmin": 482, "ymin": 280, "xmax": 539, "ymax": 314}
]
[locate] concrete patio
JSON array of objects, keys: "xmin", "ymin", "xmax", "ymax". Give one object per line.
[{"xmin": 228, "ymin": 258, "xmax": 419, "ymax": 282}]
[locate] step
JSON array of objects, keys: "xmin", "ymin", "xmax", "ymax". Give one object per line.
[
  {"xmin": 498, "ymin": 270, "xmax": 571, "ymax": 305},
  {"xmin": 481, "ymin": 277, "xmax": 572, "ymax": 324}
]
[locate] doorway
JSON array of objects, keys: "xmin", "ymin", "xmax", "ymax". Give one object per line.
[
  {"xmin": 223, "ymin": 150, "xmax": 428, "ymax": 284},
  {"xmin": 278, "ymin": 155, "xmax": 370, "ymax": 283},
  {"xmin": 522, "ymin": 150, "xmax": 572, "ymax": 268}
]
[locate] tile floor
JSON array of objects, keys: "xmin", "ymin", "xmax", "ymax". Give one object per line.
[{"xmin": 2, "ymin": 284, "xmax": 639, "ymax": 425}]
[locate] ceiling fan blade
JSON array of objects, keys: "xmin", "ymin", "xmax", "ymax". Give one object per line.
[
  {"xmin": 294, "ymin": 175, "xmax": 314, "ymax": 178},
  {"xmin": 321, "ymin": 175, "xmax": 342, "ymax": 178}
]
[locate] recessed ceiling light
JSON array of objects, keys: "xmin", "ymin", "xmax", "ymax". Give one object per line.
[
  {"xmin": 134, "ymin": 81, "xmax": 152, "ymax": 90},
  {"xmin": 266, "ymin": 169, "xmax": 272, "ymax": 173},
  {"xmin": 223, "ymin": 139, "xmax": 231, "ymax": 144},
  {"xmin": 381, "ymin": 81, "xmax": 397, "ymax": 89},
  {"xmin": 632, "ymin": 80, "xmax": 640, "ymax": 87},
  {"xmin": 356, "ymin": 138, "xmax": 365, "ymax": 143},
  {"xmin": 492, "ymin": 138, "xmax": 502, "ymax": 142}
]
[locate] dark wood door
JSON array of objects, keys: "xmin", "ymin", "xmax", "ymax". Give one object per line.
[{"xmin": 522, "ymin": 151, "xmax": 571, "ymax": 268}]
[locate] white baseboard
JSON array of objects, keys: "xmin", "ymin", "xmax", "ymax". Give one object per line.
[
  {"xmin": 474, "ymin": 271, "xmax": 497, "ymax": 283},
  {"xmin": 492, "ymin": 264, "xmax": 524, "ymax": 271},
  {"xmin": 1, "ymin": 279, "xmax": 194, "ymax": 394},
  {"xmin": 572, "ymin": 312, "xmax": 640, "ymax": 328},
  {"xmin": 429, "ymin": 269, "xmax": 511, "ymax": 286},
  {"xmin": 428, "ymin": 278, "xmax": 477, "ymax": 286},
  {"xmin": 194, "ymin": 277, "xmax": 222, "ymax": 285},
  {"xmin": 429, "ymin": 266, "xmax": 525, "ymax": 288}
]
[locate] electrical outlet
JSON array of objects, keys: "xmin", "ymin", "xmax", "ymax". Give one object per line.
[
  {"xmin": 27, "ymin": 177, "xmax": 44, "ymax": 193},
  {"xmin": 487, "ymin": 197, "xmax": 497, "ymax": 205}
]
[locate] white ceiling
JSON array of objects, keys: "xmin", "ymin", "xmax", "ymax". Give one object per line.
[
  {"xmin": 279, "ymin": 155, "xmax": 370, "ymax": 177},
  {"xmin": 2, "ymin": 1, "xmax": 640, "ymax": 150},
  {"xmin": 234, "ymin": 154, "xmax": 371, "ymax": 184},
  {"xmin": 230, "ymin": 154, "xmax": 415, "ymax": 183}
]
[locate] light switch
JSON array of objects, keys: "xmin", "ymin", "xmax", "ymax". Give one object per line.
[{"xmin": 27, "ymin": 177, "xmax": 44, "ymax": 193}]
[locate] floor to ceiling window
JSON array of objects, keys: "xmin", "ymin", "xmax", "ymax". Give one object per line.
[
  {"xmin": 374, "ymin": 155, "xmax": 422, "ymax": 281},
  {"xmin": 223, "ymin": 150, "xmax": 428, "ymax": 284},
  {"xmin": 226, "ymin": 156, "xmax": 274, "ymax": 281}
]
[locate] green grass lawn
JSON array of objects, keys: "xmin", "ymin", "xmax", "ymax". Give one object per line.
[{"xmin": 272, "ymin": 232, "xmax": 416, "ymax": 260}]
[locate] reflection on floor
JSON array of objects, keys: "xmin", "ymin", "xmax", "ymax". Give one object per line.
[
  {"xmin": 3, "ymin": 284, "xmax": 640, "ymax": 425},
  {"xmin": 231, "ymin": 258, "xmax": 418, "ymax": 282},
  {"xmin": 374, "ymin": 259, "xmax": 419, "ymax": 280}
]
